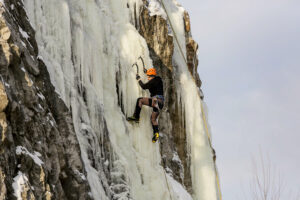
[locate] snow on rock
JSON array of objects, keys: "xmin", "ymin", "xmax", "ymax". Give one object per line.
[
  {"xmin": 12, "ymin": 171, "xmax": 29, "ymax": 200},
  {"xmin": 16, "ymin": 146, "xmax": 44, "ymax": 166},
  {"xmin": 74, "ymin": 169, "xmax": 87, "ymax": 181},
  {"xmin": 37, "ymin": 92, "xmax": 45, "ymax": 100},
  {"xmin": 172, "ymin": 152, "xmax": 182, "ymax": 163},
  {"xmin": 19, "ymin": 26, "xmax": 29, "ymax": 39},
  {"xmin": 147, "ymin": 0, "xmax": 167, "ymax": 19}
]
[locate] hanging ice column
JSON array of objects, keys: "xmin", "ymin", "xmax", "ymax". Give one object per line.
[
  {"xmin": 23, "ymin": 0, "xmax": 220, "ymax": 199},
  {"xmin": 161, "ymin": 0, "xmax": 220, "ymax": 199}
]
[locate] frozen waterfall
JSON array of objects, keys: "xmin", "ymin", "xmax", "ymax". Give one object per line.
[{"xmin": 23, "ymin": 0, "xmax": 220, "ymax": 199}]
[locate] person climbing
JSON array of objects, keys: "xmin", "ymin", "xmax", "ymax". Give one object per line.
[{"xmin": 127, "ymin": 67, "xmax": 164, "ymax": 143}]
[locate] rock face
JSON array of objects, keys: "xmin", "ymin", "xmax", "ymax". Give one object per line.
[
  {"xmin": 183, "ymin": 11, "xmax": 202, "ymax": 88},
  {"xmin": 138, "ymin": 2, "xmax": 205, "ymax": 193},
  {"xmin": 0, "ymin": 2, "xmax": 91, "ymax": 199},
  {"xmin": 0, "ymin": 0, "xmax": 219, "ymax": 199},
  {"xmin": 139, "ymin": 3, "xmax": 192, "ymax": 192}
]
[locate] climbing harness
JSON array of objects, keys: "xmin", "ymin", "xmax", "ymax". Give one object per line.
[{"xmin": 158, "ymin": 0, "xmax": 223, "ymax": 199}]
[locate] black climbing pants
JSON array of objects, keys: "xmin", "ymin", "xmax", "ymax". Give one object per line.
[{"xmin": 133, "ymin": 97, "xmax": 164, "ymax": 133}]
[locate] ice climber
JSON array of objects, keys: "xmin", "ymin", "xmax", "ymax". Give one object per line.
[{"xmin": 127, "ymin": 68, "xmax": 164, "ymax": 143}]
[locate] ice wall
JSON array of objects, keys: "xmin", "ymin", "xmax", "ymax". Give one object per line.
[
  {"xmin": 161, "ymin": 1, "xmax": 219, "ymax": 199},
  {"xmin": 23, "ymin": 0, "xmax": 219, "ymax": 199}
]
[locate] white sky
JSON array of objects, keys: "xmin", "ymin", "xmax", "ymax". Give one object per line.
[{"xmin": 179, "ymin": 0, "xmax": 300, "ymax": 199}]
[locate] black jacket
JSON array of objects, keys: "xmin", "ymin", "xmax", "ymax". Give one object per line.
[{"xmin": 138, "ymin": 76, "xmax": 164, "ymax": 97}]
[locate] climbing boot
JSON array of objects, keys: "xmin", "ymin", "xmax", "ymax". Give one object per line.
[
  {"xmin": 127, "ymin": 116, "xmax": 139, "ymax": 123},
  {"xmin": 152, "ymin": 132, "xmax": 159, "ymax": 143}
]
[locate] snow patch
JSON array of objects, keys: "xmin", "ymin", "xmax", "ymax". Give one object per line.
[
  {"xmin": 172, "ymin": 152, "xmax": 181, "ymax": 163},
  {"xmin": 19, "ymin": 27, "xmax": 29, "ymax": 39},
  {"xmin": 20, "ymin": 41, "xmax": 26, "ymax": 47},
  {"xmin": 49, "ymin": 120, "xmax": 54, "ymax": 126},
  {"xmin": 16, "ymin": 146, "xmax": 44, "ymax": 166},
  {"xmin": 38, "ymin": 104, "xmax": 44, "ymax": 110},
  {"xmin": 147, "ymin": 0, "xmax": 167, "ymax": 19},
  {"xmin": 37, "ymin": 93, "xmax": 45, "ymax": 100},
  {"xmin": 37, "ymin": 55, "xmax": 44, "ymax": 61},
  {"xmin": 12, "ymin": 171, "xmax": 29, "ymax": 200},
  {"xmin": 4, "ymin": 82, "xmax": 10, "ymax": 87},
  {"xmin": 74, "ymin": 170, "xmax": 86, "ymax": 181}
]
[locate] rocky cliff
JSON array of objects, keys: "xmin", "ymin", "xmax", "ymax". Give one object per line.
[{"xmin": 0, "ymin": 0, "xmax": 219, "ymax": 199}]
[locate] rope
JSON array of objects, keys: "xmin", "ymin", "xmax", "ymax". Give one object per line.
[{"xmin": 158, "ymin": 0, "xmax": 223, "ymax": 199}]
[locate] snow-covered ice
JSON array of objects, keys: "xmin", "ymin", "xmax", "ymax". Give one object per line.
[{"xmin": 167, "ymin": 174, "xmax": 193, "ymax": 200}]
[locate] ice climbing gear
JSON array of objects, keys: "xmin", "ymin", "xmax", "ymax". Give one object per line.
[
  {"xmin": 151, "ymin": 126, "xmax": 159, "ymax": 142},
  {"xmin": 131, "ymin": 56, "xmax": 147, "ymax": 76},
  {"xmin": 132, "ymin": 62, "xmax": 139, "ymax": 75},
  {"xmin": 153, "ymin": 95, "xmax": 164, "ymax": 111},
  {"xmin": 152, "ymin": 132, "xmax": 159, "ymax": 143},
  {"xmin": 154, "ymin": 95, "xmax": 164, "ymax": 101},
  {"xmin": 127, "ymin": 97, "xmax": 143, "ymax": 121},
  {"xmin": 138, "ymin": 56, "xmax": 147, "ymax": 73},
  {"xmin": 127, "ymin": 116, "xmax": 140, "ymax": 123},
  {"xmin": 136, "ymin": 74, "xmax": 141, "ymax": 80},
  {"xmin": 152, "ymin": 125, "xmax": 159, "ymax": 134},
  {"xmin": 146, "ymin": 68, "xmax": 157, "ymax": 76}
]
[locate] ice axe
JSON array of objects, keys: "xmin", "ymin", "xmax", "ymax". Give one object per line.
[
  {"xmin": 132, "ymin": 62, "xmax": 139, "ymax": 75},
  {"xmin": 138, "ymin": 56, "xmax": 147, "ymax": 74}
]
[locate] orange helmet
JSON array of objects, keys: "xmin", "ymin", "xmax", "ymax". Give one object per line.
[{"xmin": 146, "ymin": 68, "xmax": 157, "ymax": 76}]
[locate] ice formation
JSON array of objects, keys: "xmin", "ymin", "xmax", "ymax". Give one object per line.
[{"xmin": 21, "ymin": 0, "xmax": 220, "ymax": 199}]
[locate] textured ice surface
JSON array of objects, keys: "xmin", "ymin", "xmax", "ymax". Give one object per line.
[
  {"xmin": 167, "ymin": 174, "xmax": 193, "ymax": 200},
  {"xmin": 23, "ymin": 0, "xmax": 219, "ymax": 199}
]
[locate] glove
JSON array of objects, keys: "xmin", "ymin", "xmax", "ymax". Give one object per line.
[{"xmin": 136, "ymin": 74, "xmax": 141, "ymax": 80}]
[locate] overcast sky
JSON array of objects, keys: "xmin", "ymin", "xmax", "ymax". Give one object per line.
[{"xmin": 179, "ymin": 0, "xmax": 300, "ymax": 199}]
